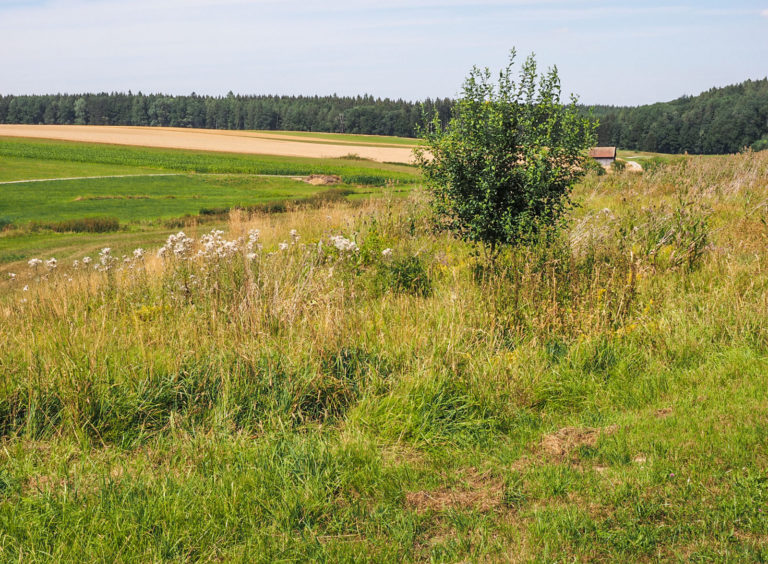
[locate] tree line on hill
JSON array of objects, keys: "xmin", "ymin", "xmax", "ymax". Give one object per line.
[
  {"xmin": 1, "ymin": 78, "xmax": 767, "ymax": 154},
  {"xmin": 591, "ymin": 78, "xmax": 768, "ymax": 154},
  {"xmin": 0, "ymin": 92, "xmax": 452, "ymax": 139}
]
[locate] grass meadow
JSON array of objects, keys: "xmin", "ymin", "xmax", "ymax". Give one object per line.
[
  {"xmin": 0, "ymin": 137, "xmax": 418, "ymax": 266},
  {"xmin": 0, "ymin": 137, "xmax": 419, "ymax": 184},
  {"xmin": 1, "ymin": 143, "xmax": 768, "ymax": 561},
  {"xmin": 1, "ymin": 174, "xmax": 367, "ymax": 224}
]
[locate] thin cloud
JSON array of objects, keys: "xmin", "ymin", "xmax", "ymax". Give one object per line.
[{"xmin": 0, "ymin": 0, "xmax": 766, "ymax": 105}]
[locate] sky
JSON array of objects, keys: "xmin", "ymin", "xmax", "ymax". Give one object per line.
[{"xmin": 0, "ymin": 0, "xmax": 767, "ymax": 106}]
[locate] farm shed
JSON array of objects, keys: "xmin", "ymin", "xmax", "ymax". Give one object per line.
[{"xmin": 588, "ymin": 146, "xmax": 617, "ymax": 167}]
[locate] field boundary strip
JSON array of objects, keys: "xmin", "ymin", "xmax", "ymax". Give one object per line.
[{"xmin": 0, "ymin": 173, "xmax": 183, "ymax": 185}]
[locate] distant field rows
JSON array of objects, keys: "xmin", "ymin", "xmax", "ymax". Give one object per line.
[{"xmin": 0, "ymin": 125, "xmax": 416, "ymax": 163}]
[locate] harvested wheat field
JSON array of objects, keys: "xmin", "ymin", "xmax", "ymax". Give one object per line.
[{"xmin": 0, "ymin": 125, "xmax": 416, "ymax": 163}]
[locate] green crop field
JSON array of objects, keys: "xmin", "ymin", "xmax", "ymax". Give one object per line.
[
  {"xmin": 2, "ymin": 137, "xmax": 768, "ymax": 560},
  {"xmin": 0, "ymin": 137, "xmax": 419, "ymax": 183},
  {"xmin": 1, "ymin": 174, "xmax": 352, "ymax": 224},
  {"xmin": 0, "ymin": 155, "xmax": 165, "ymax": 182}
]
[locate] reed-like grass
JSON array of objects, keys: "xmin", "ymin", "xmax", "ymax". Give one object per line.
[{"xmin": 1, "ymin": 151, "xmax": 767, "ymax": 560}]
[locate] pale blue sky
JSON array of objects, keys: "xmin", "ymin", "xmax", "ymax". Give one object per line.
[{"xmin": 0, "ymin": 0, "xmax": 766, "ymax": 105}]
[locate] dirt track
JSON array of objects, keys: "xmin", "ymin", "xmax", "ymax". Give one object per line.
[{"xmin": 0, "ymin": 125, "xmax": 415, "ymax": 164}]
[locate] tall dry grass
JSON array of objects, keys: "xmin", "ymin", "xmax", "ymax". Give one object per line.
[{"xmin": 1, "ymin": 150, "xmax": 767, "ymax": 561}]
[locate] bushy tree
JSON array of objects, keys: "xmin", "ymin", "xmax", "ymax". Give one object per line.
[
  {"xmin": 415, "ymin": 50, "xmax": 596, "ymax": 256},
  {"xmin": 74, "ymin": 97, "xmax": 87, "ymax": 125}
]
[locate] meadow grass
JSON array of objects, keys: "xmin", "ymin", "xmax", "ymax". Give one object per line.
[
  {"xmin": 0, "ymin": 137, "xmax": 419, "ymax": 185},
  {"xmin": 0, "ymin": 137, "xmax": 418, "ymax": 266},
  {"xmin": 0, "ymin": 174, "xmax": 351, "ymax": 223},
  {"xmin": 0, "ymin": 155, "xmax": 165, "ymax": 182},
  {"xmin": 1, "ymin": 152, "xmax": 767, "ymax": 561},
  {"xmin": 0, "ymin": 227, "xmax": 198, "ymax": 268}
]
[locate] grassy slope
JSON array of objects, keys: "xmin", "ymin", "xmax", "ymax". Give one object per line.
[
  {"xmin": 1, "ymin": 153, "xmax": 768, "ymax": 560},
  {"xmin": 0, "ymin": 155, "xmax": 165, "ymax": 182},
  {"xmin": 0, "ymin": 174, "xmax": 336, "ymax": 223},
  {"xmin": 0, "ymin": 138, "xmax": 419, "ymax": 266},
  {"xmin": 0, "ymin": 137, "xmax": 419, "ymax": 182}
]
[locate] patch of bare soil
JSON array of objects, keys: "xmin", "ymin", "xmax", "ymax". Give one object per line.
[
  {"xmin": 540, "ymin": 425, "xmax": 619, "ymax": 461},
  {"xmin": 655, "ymin": 407, "xmax": 673, "ymax": 418},
  {"xmin": 304, "ymin": 174, "xmax": 342, "ymax": 186},
  {"xmin": 405, "ymin": 468, "xmax": 505, "ymax": 514}
]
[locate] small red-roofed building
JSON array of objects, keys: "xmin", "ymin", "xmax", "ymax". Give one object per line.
[{"xmin": 588, "ymin": 146, "xmax": 617, "ymax": 167}]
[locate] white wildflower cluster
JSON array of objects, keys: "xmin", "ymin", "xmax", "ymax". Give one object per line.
[
  {"xmin": 94, "ymin": 247, "xmax": 117, "ymax": 272},
  {"xmin": 198, "ymin": 230, "xmax": 241, "ymax": 260},
  {"xmin": 289, "ymin": 229, "xmax": 300, "ymax": 244},
  {"xmin": 8, "ymin": 273, "xmax": 16, "ymax": 281},
  {"xmin": 329, "ymin": 235, "xmax": 358, "ymax": 253},
  {"xmin": 82, "ymin": 256, "xmax": 92, "ymax": 266},
  {"xmin": 158, "ymin": 232, "xmax": 195, "ymax": 260},
  {"xmin": 117, "ymin": 248, "xmax": 147, "ymax": 271},
  {"xmin": 27, "ymin": 257, "xmax": 57, "ymax": 275},
  {"xmin": 381, "ymin": 248, "xmax": 393, "ymax": 257},
  {"xmin": 245, "ymin": 229, "xmax": 261, "ymax": 250},
  {"xmin": 245, "ymin": 229, "xmax": 261, "ymax": 261},
  {"xmin": 157, "ymin": 228, "xmax": 266, "ymax": 264},
  {"xmin": 278, "ymin": 242, "xmax": 289, "ymax": 251}
]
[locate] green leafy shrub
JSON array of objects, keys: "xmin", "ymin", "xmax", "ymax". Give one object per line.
[
  {"xmin": 583, "ymin": 158, "xmax": 606, "ymax": 176},
  {"xmin": 378, "ymin": 254, "xmax": 432, "ymax": 297},
  {"xmin": 199, "ymin": 207, "xmax": 229, "ymax": 216},
  {"xmin": 30, "ymin": 216, "xmax": 120, "ymax": 233},
  {"xmin": 197, "ymin": 189, "xmax": 355, "ymax": 220},
  {"xmin": 303, "ymin": 188, "xmax": 355, "ymax": 206},
  {"xmin": 415, "ymin": 49, "xmax": 596, "ymax": 257},
  {"xmin": 751, "ymin": 137, "xmax": 768, "ymax": 152}
]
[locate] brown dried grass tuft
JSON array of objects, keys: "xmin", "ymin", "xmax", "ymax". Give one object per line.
[
  {"xmin": 540, "ymin": 425, "xmax": 619, "ymax": 461},
  {"xmin": 405, "ymin": 468, "xmax": 505, "ymax": 514}
]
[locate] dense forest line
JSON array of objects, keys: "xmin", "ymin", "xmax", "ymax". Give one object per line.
[
  {"xmin": 0, "ymin": 93, "xmax": 452, "ymax": 139},
  {"xmin": 592, "ymin": 78, "xmax": 768, "ymax": 154},
  {"xmin": 1, "ymin": 78, "xmax": 767, "ymax": 154}
]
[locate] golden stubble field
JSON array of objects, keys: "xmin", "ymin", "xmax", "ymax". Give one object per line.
[{"xmin": 0, "ymin": 125, "xmax": 416, "ymax": 163}]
